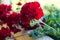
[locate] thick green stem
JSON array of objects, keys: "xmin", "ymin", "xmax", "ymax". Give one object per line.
[{"xmin": 38, "ymin": 19, "xmax": 56, "ymax": 31}]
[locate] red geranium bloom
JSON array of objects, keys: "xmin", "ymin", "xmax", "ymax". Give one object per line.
[
  {"xmin": 7, "ymin": 12, "xmax": 21, "ymax": 33},
  {"xmin": 0, "ymin": 4, "xmax": 21, "ymax": 35},
  {"xmin": 0, "ymin": 27, "xmax": 11, "ymax": 40},
  {"xmin": 20, "ymin": 2, "xmax": 44, "ymax": 30},
  {"xmin": 0, "ymin": 4, "xmax": 12, "ymax": 23},
  {"xmin": 7, "ymin": 12, "xmax": 20, "ymax": 25},
  {"xmin": 0, "ymin": 4, "xmax": 11, "ymax": 14}
]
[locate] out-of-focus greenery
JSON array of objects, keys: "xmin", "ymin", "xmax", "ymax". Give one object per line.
[
  {"xmin": 44, "ymin": 4, "xmax": 60, "ymax": 39},
  {"xmin": 44, "ymin": 4, "xmax": 60, "ymax": 28},
  {"xmin": 29, "ymin": 4, "xmax": 60, "ymax": 39}
]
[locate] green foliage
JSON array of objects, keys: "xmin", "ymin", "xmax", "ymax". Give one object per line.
[
  {"xmin": 44, "ymin": 4, "xmax": 60, "ymax": 28},
  {"xmin": 43, "ymin": 5, "xmax": 60, "ymax": 37},
  {"xmin": 29, "ymin": 4, "xmax": 60, "ymax": 39}
]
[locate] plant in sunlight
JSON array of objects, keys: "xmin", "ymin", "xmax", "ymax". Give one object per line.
[
  {"xmin": 20, "ymin": 1, "xmax": 44, "ymax": 30},
  {"xmin": 0, "ymin": 4, "xmax": 21, "ymax": 40},
  {"xmin": 1, "ymin": 0, "xmax": 60, "ymax": 40},
  {"xmin": 0, "ymin": 1, "xmax": 44, "ymax": 40},
  {"xmin": 43, "ymin": 4, "xmax": 60, "ymax": 40},
  {"xmin": 30, "ymin": 4, "xmax": 60, "ymax": 40}
]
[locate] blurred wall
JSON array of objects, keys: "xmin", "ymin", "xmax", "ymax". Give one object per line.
[
  {"xmin": 0, "ymin": 0, "xmax": 10, "ymax": 5},
  {"xmin": 36, "ymin": 0, "xmax": 60, "ymax": 9}
]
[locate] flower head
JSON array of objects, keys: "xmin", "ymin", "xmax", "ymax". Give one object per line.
[
  {"xmin": 0, "ymin": 27, "xmax": 11, "ymax": 40},
  {"xmin": 20, "ymin": 2, "xmax": 44, "ymax": 30},
  {"xmin": 7, "ymin": 12, "xmax": 21, "ymax": 33},
  {"xmin": 0, "ymin": 4, "xmax": 11, "ymax": 14},
  {"xmin": 0, "ymin": 4, "xmax": 12, "ymax": 23}
]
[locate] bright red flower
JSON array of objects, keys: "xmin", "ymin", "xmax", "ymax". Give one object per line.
[{"xmin": 20, "ymin": 2, "xmax": 44, "ymax": 30}]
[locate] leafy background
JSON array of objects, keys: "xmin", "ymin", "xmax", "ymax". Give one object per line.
[{"xmin": 29, "ymin": 4, "xmax": 60, "ymax": 40}]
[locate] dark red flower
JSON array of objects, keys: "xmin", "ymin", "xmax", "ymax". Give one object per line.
[
  {"xmin": 7, "ymin": 12, "xmax": 20, "ymax": 25},
  {"xmin": 9, "ymin": 26, "xmax": 21, "ymax": 33},
  {"xmin": 0, "ymin": 4, "xmax": 21, "ymax": 36},
  {"xmin": 0, "ymin": 27, "xmax": 11, "ymax": 40},
  {"xmin": 20, "ymin": 22, "xmax": 39, "ymax": 30},
  {"xmin": 20, "ymin": 2, "xmax": 44, "ymax": 30},
  {"xmin": 0, "ymin": 4, "xmax": 11, "ymax": 14},
  {"xmin": 0, "ymin": 35, "xmax": 5, "ymax": 40},
  {"xmin": 0, "ymin": 4, "xmax": 12, "ymax": 23},
  {"xmin": 7, "ymin": 12, "xmax": 21, "ymax": 33},
  {"xmin": 0, "ymin": 13, "xmax": 8, "ymax": 23}
]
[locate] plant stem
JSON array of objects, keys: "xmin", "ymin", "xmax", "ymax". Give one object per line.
[{"xmin": 38, "ymin": 19, "xmax": 56, "ymax": 31}]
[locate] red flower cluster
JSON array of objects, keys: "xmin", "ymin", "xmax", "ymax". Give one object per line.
[
  {"xmin": 7, "ymin": 12, "xmax": 21, "ymax": 33},
  {"xmin": 0, "ymin": 4, "xmax": 12, "ymax": 23},
  {"xmin": 20, "ymin": 2, "xmax": 44, "ymax": 30},
  {"xmin": 0, "ymin": 4, "xmax": 12, "ymax": 39},
  {"xmin": 0, "ymin": 27, "xmax": 11, "ymax": 40},
  {"xmin": 7, "ymin": 12, "xmax": 19, "ymax": 24},
  {"xmin": 0, "ymin": 2, "xmax": 44, "ymax": 39},
  {"xmin": 0, "ymin": 4, "xmax": 11, "ymax": 13},
  {"xmin": 0, "ymin": 4, "xmax": 21, "ymax": 39}
]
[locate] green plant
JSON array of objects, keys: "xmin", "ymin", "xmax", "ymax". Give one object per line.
[{"xmin": 29, "ymin": 4, "xmax": 60, "ymax": 40}]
